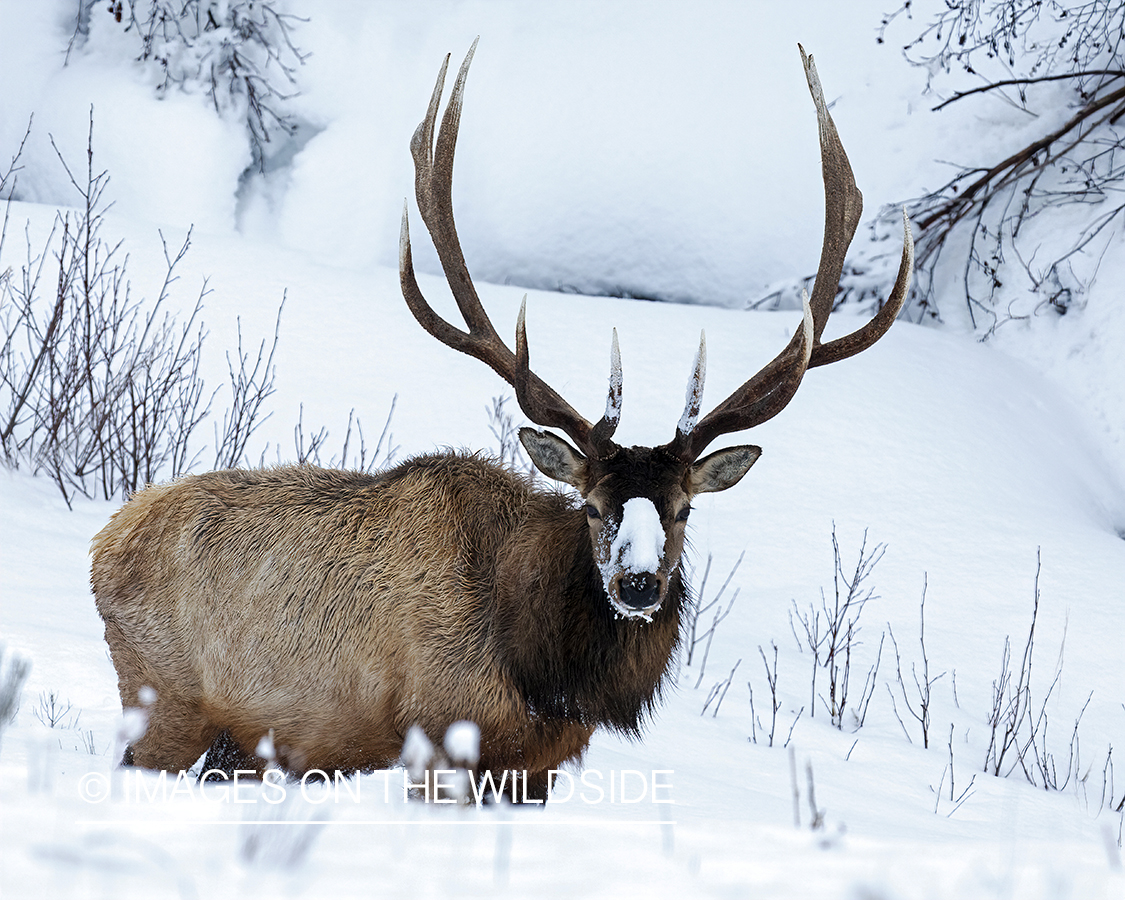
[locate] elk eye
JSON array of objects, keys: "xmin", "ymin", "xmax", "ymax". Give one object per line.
[
  {"xmin": 584, "ymin": 504, "xmax": 601, "ymax": 520},
  {"xmin": 675, "ymin": 506, "xmax": 691, "ymax": 522}
]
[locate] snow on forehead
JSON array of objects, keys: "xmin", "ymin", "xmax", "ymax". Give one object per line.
[{"xmin": 609, "ymin": 497, "xmax": 664, "ymax": 573}]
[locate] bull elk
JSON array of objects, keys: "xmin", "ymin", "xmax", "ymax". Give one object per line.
[{"xmin": 91, "ymin": 42, "xmax": 912, "ymax": 801}]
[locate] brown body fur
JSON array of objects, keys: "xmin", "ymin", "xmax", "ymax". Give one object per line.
[{"xmin": 91, "ymin": 454, "xmax": 683, "ymax": 794}]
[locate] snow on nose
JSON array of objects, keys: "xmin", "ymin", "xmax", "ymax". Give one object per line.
[
  {"xmin": 597, "ymin": 496, "xmax": 666, "ymax": 619},
  {"xmin": 611, "ymin": 497, "xmax": 664, "ymax": 575},
  {"xmin": 595, "ymin": 496, "xmax": 668, "ymax": 620}
]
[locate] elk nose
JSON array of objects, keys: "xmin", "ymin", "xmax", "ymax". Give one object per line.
[{"xmin": 619, "ymin": 573, "xmax": 659, "ymax": 610}]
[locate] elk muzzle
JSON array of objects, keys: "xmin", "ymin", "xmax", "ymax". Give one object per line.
[
  {"xmin": 599, "ymin": 497, "xmax": 670, "ymax": 621},
  {"xmin": 618, "ymin": 572, "xmax": 664, "ymax": 612}
]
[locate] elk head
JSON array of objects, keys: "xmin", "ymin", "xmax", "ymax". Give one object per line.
[{"xmin": 400, "ymin": 41, "xmax": 914, "ymax": 621}]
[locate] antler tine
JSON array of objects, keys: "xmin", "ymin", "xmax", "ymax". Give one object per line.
[
  {"xmin": 799, "ymin": 43, "xmax": 864, "ymax": 343},
  {"xmin": 514, "ymin": 299, "xmax": 622, "ymax": 453},
  {"xmin": 674, "ymin": 330, "xmax": 707, "ymax": 442},
  {"xmin": 401, "ymin": 42, "xmax": 620, "ymax": 458},
  {"xmin": 800, "ymin": 40, "xmax": 914, "ymax": 368},
  {"xmin": 809, "ymin": 208, "xmax": 913, "ymax": 368},
  {"xmin": 406, "ymin": 38, "xmax": 498, "ymax": 343},
  {"xmin": 665, "ymin": 45, "xmax": 911, "ymax": 462},
  {"xmin": 667, "ymin": 297, "xmax": 814, "ymax": 461},
  {"xmin": 588, "ymin": 328, "xmax": 623, "ymax": 448}
]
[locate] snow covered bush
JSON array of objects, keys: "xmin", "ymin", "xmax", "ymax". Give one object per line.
[
  {"xmin": 879, "ymin": 0, "xmax": 1125, "ymax": 330},
  {"xmin": 71, "ymin": 0, "xmax": 308, "ymax": 171}
]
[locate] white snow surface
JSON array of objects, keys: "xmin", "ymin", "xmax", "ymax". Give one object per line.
[{"xmin": 1, "ymin": 2, "xmax": 1125, "ymax": 898}]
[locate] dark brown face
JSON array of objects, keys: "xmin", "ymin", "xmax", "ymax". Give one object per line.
[
  {"xmin": 519, "ymin": 429, "xmax": 762, "ymax": 621},
  {"xmin": 580, "ymin": 446, "xmax": 691, "ymax": 619}
]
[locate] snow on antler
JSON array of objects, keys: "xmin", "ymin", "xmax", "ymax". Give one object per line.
[
  {"xmin": 604, "ymin": 328, "xmax": 622, "ymax": 426},
  {"xmin": 676, "ymin": 331, "xmax": 707, "ymax": 436}
]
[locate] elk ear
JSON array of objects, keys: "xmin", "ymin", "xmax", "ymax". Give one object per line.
[
  {"xmin": 689, "ymin": 445, "xmax": 761, "ymax": 494},
  {"xmin": 519, "ymin": 428, "xmax": 588, "ymax": 488}
]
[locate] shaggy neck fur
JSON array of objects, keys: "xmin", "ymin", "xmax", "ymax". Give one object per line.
[{"xmin": 492, "ymin": 495, "xmax": 684, "ymax": 735}]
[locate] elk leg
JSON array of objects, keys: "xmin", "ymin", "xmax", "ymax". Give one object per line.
[
  {"xmin": 125, "ymin": 698, "xmax": 219, "ymax": 773},
  {"xmin": 103, "ymin": 620, "xmax": 218, "ymax": 773}
]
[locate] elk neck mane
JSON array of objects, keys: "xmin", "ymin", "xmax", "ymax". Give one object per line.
[{"xmin": 384, "ymin": 450, "xmax": 685, "ymax": 736}]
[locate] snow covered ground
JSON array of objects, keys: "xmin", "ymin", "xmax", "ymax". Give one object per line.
[{"xmin": 2, "ymin": 2, "xmax": 1124, "ymax": 897}]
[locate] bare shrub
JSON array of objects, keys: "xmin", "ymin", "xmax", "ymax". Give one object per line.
[
  {"xmin": 983, "ymin": 550, "xmax": 1092, "ymax": 795},
  {"xmin": 290, "ymin": 398, "xmax": 398, "ymax": 473},
  {"xmin": 0, "ymin": 115, "xmax": 212, "ymax": 503},
  {"xmin": 887, "ymin": 574, "xmax": 945, "ymax": 748},
  {"xmin": 213, "ymin": 303, "xmax": 283, "ymax": 469},
  {"xmin": 748, "ymin": 641, "xmax": 803, "ymax": 748},
  {"xmin": 486, "ymin": 393, "xmax": 538, "ymax": 481},
  {"xmin": 700, "ymin": 658, "xmax": 741, "ymax": 718},
  {"xmin": 0, "ymin": 116, "xmax": 296, "ymax": 499},
  {"xmin": 790, "ymin": 526, "xmax": 885, "ymax": 729},
  {"xmin": 931, "ymin": 723, "xmax": 977, "ymax": 817},
  {"xmin": 787, "ymin": 748, "xmax": 825, "ymax": 831},
  {"xmin": 683, "ymin": 551, "xmax": 743, "ymax": 688},
  {"xmin": 34, "ymin": 690, "xmax": 78, "ymax": 729}
]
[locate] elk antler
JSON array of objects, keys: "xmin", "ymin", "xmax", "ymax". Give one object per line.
[
  {"xmin": 399, "ymin": 39, "xmax": 622, "ymax": 459},
  {"xmin": 664, "ymin": 45, "xmax": 914, "ymax": 462}
]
